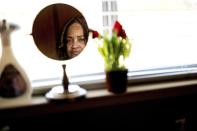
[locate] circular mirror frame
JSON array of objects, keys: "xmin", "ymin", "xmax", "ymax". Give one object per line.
[{"xmin": 32, "ymin": 3, "xmax": 89, "ymax": 60}]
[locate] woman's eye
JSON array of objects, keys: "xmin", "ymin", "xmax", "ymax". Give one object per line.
[
  {"xmin": 79, "ymin": 38, "xmax": 85, "ymax": 43},
  {"xmin": 67, "ymin": 39, "xmax": 73, "ymax": 43},
  {"xmin": 66, "ymin": 37, "xmax": 85, "ymax": 45}
]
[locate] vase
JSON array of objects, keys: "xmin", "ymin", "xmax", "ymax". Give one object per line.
[
  {"xmin": 105, "ymin": 69, "xmax": 128, "ymax": 93},
  {"xmin": 0, "ymin": 20, "xmax": 32, "ymax": 108}
]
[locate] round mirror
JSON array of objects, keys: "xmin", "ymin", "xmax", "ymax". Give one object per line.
[
  {"xmin": 32, "ymin": 3, "xmax": 89, "ymax": 60},
  {"xmin": 32, "ymin": 3, "xmax": 89, "ymax": 101}
]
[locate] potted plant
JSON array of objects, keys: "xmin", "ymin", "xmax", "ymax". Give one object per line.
[{"xmin": 90, "ymin": 20, "xmax": 132, "ymax": 93}]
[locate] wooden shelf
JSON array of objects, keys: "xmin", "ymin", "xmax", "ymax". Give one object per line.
[{"xmin": 1, "ymin": 79, "xmax": 197, "ymax": 130}]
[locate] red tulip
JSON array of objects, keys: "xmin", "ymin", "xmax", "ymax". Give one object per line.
[
  {"xmin": 112, "ymin": 20, "xmax": 127, "ymax": 39},
  {"xmin": 90, "ymin": 29, "xmax": 100, "ymax": 38},
  {"xmin": 120, "ymin": 29, "xmax": 127, "ymax": 39}
]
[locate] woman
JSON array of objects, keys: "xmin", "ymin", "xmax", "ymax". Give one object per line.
[{"xmin": 59, "ymin": 16, "xmax": 89, "ymax": 60}]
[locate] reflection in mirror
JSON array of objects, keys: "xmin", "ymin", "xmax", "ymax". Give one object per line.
[
  {"xmin": 32, "ymin": 3, "xmax": 89, "ymax": 60},
  {"xmin": 59, "ymin": 16, "xmax": 89, "ymax": 59}
]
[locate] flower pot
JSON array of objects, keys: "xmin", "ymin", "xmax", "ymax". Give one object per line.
[{"xmin": 105, "ymin": 69, "xmax": 128, "ymax": 93}]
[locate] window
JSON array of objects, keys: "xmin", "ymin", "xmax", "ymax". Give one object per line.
[
  {"xmin": 102, "ymin": 0, "xmax": 118, "ymax": 33},
  {"xmin": 1, "ymin": 0, "xmax": 197, "ymax": 91}
]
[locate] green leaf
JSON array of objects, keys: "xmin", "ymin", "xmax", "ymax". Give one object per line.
[{"xmin": 96, "ymin": 30, "xmax": 132, "ymax": 71}]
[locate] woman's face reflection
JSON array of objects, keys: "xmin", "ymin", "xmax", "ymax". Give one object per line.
[
  {"xmin": 66, "ymin": 22, "xmax": 86, "ymax": 58},
  {"xmin": 32, "ymin": 4, "xmax": 89, "ymax": 60}
]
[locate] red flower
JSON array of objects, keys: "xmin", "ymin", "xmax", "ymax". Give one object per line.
[
  {"xmin": 112, "ymin": 20, "xmax": 127, "ymax": 39},
  {"xmin": 90, "ymin": 21, "xmax": 127, "ymax": 39},
  {"xmin": 120, "ymin": 29, "xmax": 126, "ymax": 39},
  {"xmin": 90, "ymin": 29, "xmax": 100, "ymax": 38}
]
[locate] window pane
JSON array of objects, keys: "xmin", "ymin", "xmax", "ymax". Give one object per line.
[
  {"xmin": 1, "ymin": 0, "xmax": 197, "ymax": 87},
  {"xmin": 117, "ymin": 0, "xmax": 197, "ymax": 70},
  {"xmin": 102, "ymin": 1, "xmax": 109, "ymax": 12},
  {"xmin": 110, "ymin": 1, "xmax": 118, "ymax": 11}
]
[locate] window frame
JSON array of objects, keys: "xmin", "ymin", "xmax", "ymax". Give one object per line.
[{"xmin": 32, "ymin": 63, "xmax": 197, "ymax": 95}]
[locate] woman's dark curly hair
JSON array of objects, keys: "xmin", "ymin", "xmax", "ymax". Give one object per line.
[{"xmin": 58, "ymin": 16, "xmax": 89, "ymax": 60}]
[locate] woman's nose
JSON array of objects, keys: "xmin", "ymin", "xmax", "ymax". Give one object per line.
[{"xmin": 71, "ymin": 39, "xmax": 79, "ymax": 48}]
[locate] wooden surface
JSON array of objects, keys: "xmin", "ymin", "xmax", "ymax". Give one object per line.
[{"xmin": 1, "ymin": 79, "xmax": 197, "ymax": 130}]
